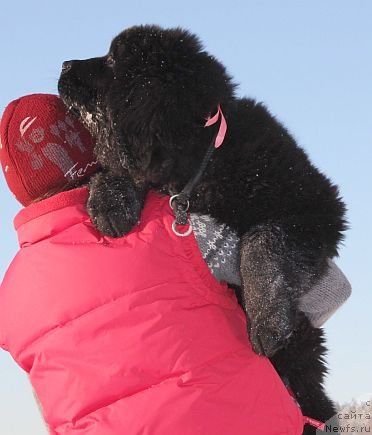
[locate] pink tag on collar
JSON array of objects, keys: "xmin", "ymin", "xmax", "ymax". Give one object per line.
[{"xmin": 204, "ymin": 104, "xmax": 227, "ymax": 148}]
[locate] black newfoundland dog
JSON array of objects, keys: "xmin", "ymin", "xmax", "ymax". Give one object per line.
[{"xmin": 58, "ymin": 25, "xmax": 346, "ymax": 432}]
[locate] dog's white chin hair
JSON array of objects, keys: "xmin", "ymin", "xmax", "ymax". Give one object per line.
[
  {"xmin": 85, "ymin": 112, "xmax": 94, "ymax": 124},
  {"xmin": 80, "ymin": 109, "xmax": 100, "ymax": 136}
]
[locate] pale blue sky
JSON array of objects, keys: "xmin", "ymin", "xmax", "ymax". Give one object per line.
[{"xmin": 0, "ymin": 1, "xmax": 371, "ymax": 434}]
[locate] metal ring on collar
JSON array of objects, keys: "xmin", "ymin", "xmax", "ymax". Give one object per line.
[
  {"xmin": 169, "ymin": 194, "xmax": 190, "ymax": 212},
  {"xmin": 172, "ymin": 219, "xmax": 193, "ymax": 237}
]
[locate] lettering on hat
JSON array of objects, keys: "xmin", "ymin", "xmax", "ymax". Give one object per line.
[{"xmin": 64, "ymin": 160, "xmax": 98, "ymax": 180}]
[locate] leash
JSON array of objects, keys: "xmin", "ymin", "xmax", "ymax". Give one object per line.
[
  {"xmin": 170, "ymin": 106, "xmax": 328, "ymax": 432},
  {"xmin": 170, "ymin": 105, "xmax": 227, "ymax": 236},
  {"xmin": 170, "ymin": 109, "xmax": 328, "ymax": 429}
]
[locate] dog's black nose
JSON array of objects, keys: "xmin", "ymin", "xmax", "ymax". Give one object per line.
[{"xmin": 61, "ymin": 61, "xmax": 72, "ymax": 74}]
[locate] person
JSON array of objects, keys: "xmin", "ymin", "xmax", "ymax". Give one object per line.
[{"xmin": 0, "ymin": 94, "xmax": 350, "ymax": 434}]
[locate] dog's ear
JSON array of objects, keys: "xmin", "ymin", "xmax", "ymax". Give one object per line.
[
  {"xmin": 106, "ymin": 26, "xmax": 235, "ymax": 181},
  {"xmin": 112, "ymin": 26, "xmax": 234, "ymax": 144},
  {"xmin": 150, "ymin": 52, "xmax": 233, "ymax": 134}
]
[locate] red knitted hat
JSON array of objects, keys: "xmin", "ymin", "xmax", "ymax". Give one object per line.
[{"xmin": 0, "ymin": 94, "xmax": 98, "ymax": 206}]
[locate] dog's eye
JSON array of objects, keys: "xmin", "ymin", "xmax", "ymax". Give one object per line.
[{"xmin": 106, "ymin": 54, "xmax": 115, "ymax": 68}]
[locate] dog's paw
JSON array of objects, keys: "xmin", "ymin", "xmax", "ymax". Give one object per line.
[
  {"xmin": 90, "ymin": 206, "xmax": 139, "ymax": 238},
  {"xmin": 247, "ymin": 305, "xmax": 295, "ymax": 357},
  {"xmin": 87, "ymin": 172, "xmax": 144, "ymax": 238}
]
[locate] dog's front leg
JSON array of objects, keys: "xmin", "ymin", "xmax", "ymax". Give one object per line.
[
  {"xmin": 240, "ymin": 222, "xmax": 316, "ymax": 357},
  {"xmin": 87, "ymin": 171, "xmax": 147, "ymax": 237}
]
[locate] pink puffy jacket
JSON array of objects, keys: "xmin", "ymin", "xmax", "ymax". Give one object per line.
[{"xmin": 0, "ymin": 188, "xmax": 303, "ymax": 434}]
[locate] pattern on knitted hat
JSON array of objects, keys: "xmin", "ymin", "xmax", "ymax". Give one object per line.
[{"xmin": 0, "ymin": 94, "xmax": 98, "ymax": 206}]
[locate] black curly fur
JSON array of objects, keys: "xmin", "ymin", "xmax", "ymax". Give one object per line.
[
  {"xmin": 58, "ymin": 25, "xmax": 347, "ymax": 430},
  {"xmin": 271, "ymin": 314, "xmax": 340, "ymax": 434}
]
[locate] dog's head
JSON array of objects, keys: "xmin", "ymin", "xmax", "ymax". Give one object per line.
[{"xmin": 58, "ymin": 25, "xmax": 234, "ymax": 187}]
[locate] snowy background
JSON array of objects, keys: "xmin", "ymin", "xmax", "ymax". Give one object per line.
[{"xmin": 0, "ymin": 1, "xmax": 371, "ymax": 433}]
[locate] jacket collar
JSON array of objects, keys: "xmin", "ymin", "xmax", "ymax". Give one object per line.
[{"xmin": 14, "ymin": 188, "xmax": 90, "ymax": 247}]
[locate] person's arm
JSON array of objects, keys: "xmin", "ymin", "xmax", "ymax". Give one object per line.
[{"xmin": 191, "ymin": 214, "xmax": 351, "ymax": 327}]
